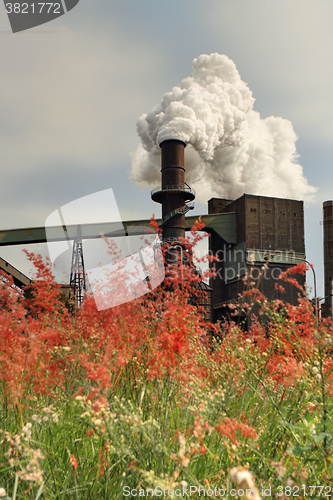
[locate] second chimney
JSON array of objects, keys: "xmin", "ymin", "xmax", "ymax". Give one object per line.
[{"xmin": 323, "ymin": 200, "xmax": 333, "ymax": 318}]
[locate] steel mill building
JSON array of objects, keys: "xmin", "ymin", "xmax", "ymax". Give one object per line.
[
  {"xmin": 207, "ymin": 194, "xmax": 305, "ymax": 323},
  {"xmin": 1, "ymin": 138, "xmax": 332, "ymax": 322}
]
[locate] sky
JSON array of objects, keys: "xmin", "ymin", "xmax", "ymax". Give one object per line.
[{"xmin": 1, "ymin": 0, "xmax": 332, "ymax": 299}]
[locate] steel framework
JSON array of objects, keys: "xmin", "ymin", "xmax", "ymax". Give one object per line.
[{"xmin": 69, "ymin": 225, "xmax": 86, "ymax": 306}]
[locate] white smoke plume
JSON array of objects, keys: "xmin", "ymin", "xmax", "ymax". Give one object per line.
[{"xmin": 131, "ymin": 53, "xmax": 317, "ymax": 203}]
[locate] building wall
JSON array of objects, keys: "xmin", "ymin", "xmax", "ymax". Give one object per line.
[{"xmin": 208, "ymin": 194, "xmax": 306, "ymax": 323}]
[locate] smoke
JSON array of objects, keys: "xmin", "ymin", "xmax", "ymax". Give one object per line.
[{"xmin": 131, "ymin": 53, "xmax": 317, "ymax": 203}]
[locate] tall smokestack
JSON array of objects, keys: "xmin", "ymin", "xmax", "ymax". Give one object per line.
[
  {"xmin": 151, "ymin": 139, "xmax": 195, "ymax": 261},
  {"xmin": 323, "ymin": 200, "xmax": 333, "ymax": 318}
]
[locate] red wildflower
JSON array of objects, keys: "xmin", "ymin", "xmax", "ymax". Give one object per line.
[
  {"xmin": 215, "ymin": 417, "xmax": 258, "ymax": 446},
  {"xmin": 69, "ymin": 454, "xmax": 78, "ymax": 469}
]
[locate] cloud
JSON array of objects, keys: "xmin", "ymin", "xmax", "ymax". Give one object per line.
[{"xmin": 131, "ymin": 53, "xmax": 317, "ymax": 203}]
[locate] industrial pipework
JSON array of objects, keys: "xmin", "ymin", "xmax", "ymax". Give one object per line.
[{"xmin": 151, "ymin": 140, "xmax": 195, "ymax": 261}]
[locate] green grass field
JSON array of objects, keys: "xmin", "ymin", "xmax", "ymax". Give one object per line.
[{"xmin": 1, "ymin": 246, "xmax": 333, "ymax": 499}]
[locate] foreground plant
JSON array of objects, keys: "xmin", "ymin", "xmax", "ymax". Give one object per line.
[{"xmin": 1, "ymin": 230, "xmax": 333, "ymax": 497}]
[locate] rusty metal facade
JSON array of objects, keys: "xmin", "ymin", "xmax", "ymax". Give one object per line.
[{"xmin": 208, "ymin": 194, "xmax": 306, "ymax": 323}]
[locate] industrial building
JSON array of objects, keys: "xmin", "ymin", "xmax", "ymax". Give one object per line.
[
  {"xmin": 207, "ymin": 194, "xmax": 306, "ymax": 323},
  {"xmin": 0, "ymin": 256, "xmax": 31, "ymax": 290}
]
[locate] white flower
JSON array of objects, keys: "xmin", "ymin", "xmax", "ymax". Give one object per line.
[
  {"xmin": 230, "ymin": 467, "xmax": 261, "ymax": 500},
  {"xmin": 0, "ymin": 487, "xmax": 6, "ymax": 497},
  {"xmin": 271, "ymin": 461, "xmax": 286, "ymax": 479}
]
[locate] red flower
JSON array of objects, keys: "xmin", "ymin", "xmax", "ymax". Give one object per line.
[
  {"xmin": 69, "ymin": 454, "xmax": 78, "ymax": 469},
  {"xmin": 215, "ymin": 417, "xmax": 258, "ymax": 445},
  {"xmin": 199, "ymin": 444, "xmax": 207, "ymax": 455}
]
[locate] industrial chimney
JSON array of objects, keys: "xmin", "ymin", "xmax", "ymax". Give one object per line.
[
  {"xmin": 151, "ymin": 139, "xmax": 195, "ymax": 262},
  {"xmin": 323, "ymin": 200, "xmax": 333, "ymax": 318}
]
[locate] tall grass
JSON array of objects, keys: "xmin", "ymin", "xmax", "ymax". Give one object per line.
[{"xmin": 1, "ymin": 229, "xmax": 333, "ymax": 498}]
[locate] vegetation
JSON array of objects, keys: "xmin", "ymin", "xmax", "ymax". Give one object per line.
[{"xmin": 1, "ymin": 225, "xmax": 333, "ymax": 499}]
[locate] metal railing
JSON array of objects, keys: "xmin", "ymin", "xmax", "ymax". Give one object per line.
[
  {"xmin": 162, "ymin": 237, "xmax": 182, "ymax": 243},
  {"xmin": 161, "ymin": 203, "xmax": 194, "ymax": 225},
  {"xmin": 151, "ymin": 185, "xmax": 196, "ymax": 197},
  {"xmin": 214, "ymin": 300, "xmax": 239, "ymax": 310}
]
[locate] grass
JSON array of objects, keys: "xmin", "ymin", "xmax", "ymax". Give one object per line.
[{"xmin": 1, "ymin": 245, "xmax": 333, "ymax": 498}]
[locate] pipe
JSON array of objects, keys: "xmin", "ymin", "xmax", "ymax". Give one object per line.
[{"xmin": 303, "ymin": 259, "xmax": 318, "ymax": 324}]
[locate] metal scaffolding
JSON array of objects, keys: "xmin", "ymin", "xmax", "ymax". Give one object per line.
[{"xmin": 69, "ymin": 225, "xmax": 86, "ymax": 306}]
